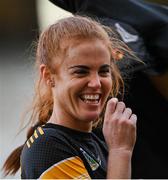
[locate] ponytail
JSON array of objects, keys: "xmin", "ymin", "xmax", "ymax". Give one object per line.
[
  {"xmin": 2, "ymin": 75, "xmax": 53, "ymax": 177},
  {"xmin": 2, "ymin": 145, "xmax": 24, "ymax": 177}
]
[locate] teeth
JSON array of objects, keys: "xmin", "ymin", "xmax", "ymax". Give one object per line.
[
  {"xmin": 82, "ymin": 94, "xmax": 100, "ymax": 100},
  {"xmin": 84, "ymin": 99, "xmax": 99, "ymax": 104}
]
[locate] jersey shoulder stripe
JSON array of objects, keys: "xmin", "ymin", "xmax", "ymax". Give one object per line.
[
  {"xmin": 26, "ymin": 127, "xmax": 44, "ymax": 148},
  {"xmin": 39, "ymin": 156, "xmax": 91, "ymax": 179}
]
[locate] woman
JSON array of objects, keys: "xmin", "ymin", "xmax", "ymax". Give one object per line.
[{"xmin": 3, "ymin": 16, "xmax": 137, "ymax": 179}]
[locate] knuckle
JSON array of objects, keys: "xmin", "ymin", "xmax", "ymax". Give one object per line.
[
  {"xmin": 118, "ymin": 118, "xmax": 128, "ymax": 125},
  {"xmin": 126, "ymin": 107, "xmax": 132, "ymax": 114},
  {"xmin": 107, "ymin": 98, "xmax": 118, "ymax": 106},
  {"xmin": 131, "ymin": 114, "xmax": 137, "ymax": 121},
  {"xmin": 112, "ymin": 113, "xmax": 120, "ymax": 120},
  {"xmin": 120, "ymin": 118, "xmax": 134, "ymax": 126},
  {"xmin": 118, "ymin": 101, "xmax": 125, "ymax": 106}
]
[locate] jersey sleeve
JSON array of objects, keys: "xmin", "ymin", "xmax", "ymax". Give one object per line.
[
  {"xmin": 20, "ymin": 127, "xmax": 91, "ymax": 179},
  {"xmin": 39, "ymin": 156, "xmax": 90, "ymax": 179}
]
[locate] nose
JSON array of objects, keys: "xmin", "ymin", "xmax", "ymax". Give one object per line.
[{"xmin": 88, "ymin": 73, "xmax": 101, "ymax": 89}]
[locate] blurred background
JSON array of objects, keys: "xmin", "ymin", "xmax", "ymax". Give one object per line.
[
  {"xmin": 0, "ymin": 0, "xmax": 71, "ymax": 178},
  {"xmin": 0, "ymin": 0, "xmax": 167, "ymax": 179}
]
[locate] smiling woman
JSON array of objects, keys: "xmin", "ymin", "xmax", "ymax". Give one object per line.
[
  {"xmin": 46, "ymin": 38, "xmax": 112, "ymax": 130},
  {"xmin": 3, "ymin": 16, "xmax": 137, "ymax": 179}
]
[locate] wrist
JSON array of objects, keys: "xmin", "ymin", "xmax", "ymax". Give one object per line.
[
  {"xmin": 108, "ymin": 148, "xmax": 133, "ymax": 158},
  {"xmin": 107, "ymin": 148, "xmax": 132, "ymax": 179}
]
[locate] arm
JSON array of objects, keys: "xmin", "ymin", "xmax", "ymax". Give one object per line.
[{"xmin": 103, "ymin": 98, "xmax": 137, "ymax": 179}]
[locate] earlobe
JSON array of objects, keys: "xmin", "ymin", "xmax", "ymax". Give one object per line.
[
  {"xmin": 49, "ymin": 78, "xmax": 55, "ymax": 87},
  {"xmin": 46, "ymin": 79, "xmax": 55, "ymax": 87}
]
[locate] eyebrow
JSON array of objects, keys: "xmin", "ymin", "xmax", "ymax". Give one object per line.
[
  {"xmin": 100, "ymin": 64, "xmax": 111, "ymax": 69},
  {"xmin": 68, "ymin": 64, "xmax": 110, "ymax": 69},
  {"xmin": 68, "ymin": 65, "xmax": 89, "ymax": 70}
]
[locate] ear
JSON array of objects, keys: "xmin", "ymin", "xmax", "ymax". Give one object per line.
[{"xmin": 40, "ymin": 64, "xmax": 55, "ymax": 87}]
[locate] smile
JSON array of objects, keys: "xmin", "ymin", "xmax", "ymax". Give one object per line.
[{"xmin": 80, "ymin": 94, "xmax": 101, "ymax": 104}]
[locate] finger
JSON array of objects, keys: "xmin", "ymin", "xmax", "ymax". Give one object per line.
[
  {"xmin": 115, "ymin": 101, "xmax": 125, "ymax": 113},
  {"xmin": 129, "ymin": 114, "xmax": 137, "ymax": 125},
  {"xmin": 122, "ymin": 108, "xmax": 132, "ymax": 120},
  {"xmin": 104, "ymin": 98, "xmax": 118, "ymax": 121}
]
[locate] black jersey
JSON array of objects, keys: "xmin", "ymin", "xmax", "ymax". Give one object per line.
[{"xmin": 20, "ymin": 123, "xmax": 108, "ymax": 179}]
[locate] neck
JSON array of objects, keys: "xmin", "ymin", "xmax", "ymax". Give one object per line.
[{"xmin": 48, "ymin": 110, "xmax": 93, "ymax": 133}]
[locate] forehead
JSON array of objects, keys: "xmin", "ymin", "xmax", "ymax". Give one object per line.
[{"xmin": 63, "ymin": 38, "xmax": 111, "ymax": 64}]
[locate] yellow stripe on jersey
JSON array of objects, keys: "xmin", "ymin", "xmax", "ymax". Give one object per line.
[
  {"xmin": 26, "ymin": 140, "xmax": 30, "ymax": 148},
  {"xmin": 26, "ymin": 127, "xmax": 44, "ymax": 148},
  {"xmin": 38, "ymin": 127, "xmax": 44, "ymax": 135},
  {"xmin": 39, "ymin": 156, "xmax": 91, "ymax": 179},
  {"xmin": 34, "ymin": 130, "xmax": 38, "ymax": 139},
  {"xmin": 30, "ymin": 136, "xmax": 34, "ymax": 143}
]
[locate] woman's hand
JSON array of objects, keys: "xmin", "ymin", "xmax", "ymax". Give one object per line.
[
  {"xmin": 103, "ymin": 98, "xmax": 137, "ymax": 153},
  {"xmin": 103, "ymin": 98, "xmax": 137, "ymax": 179}
]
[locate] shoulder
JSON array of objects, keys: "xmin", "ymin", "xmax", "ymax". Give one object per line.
[
  {"xmin": 22, "ymin": 125, "xmax": 73, "ymax": 153},
  {"xmin": 20, "ymin": 125, "xmax": 79, "ymax": 179}
]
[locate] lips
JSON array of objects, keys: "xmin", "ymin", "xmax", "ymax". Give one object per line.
[{"xmin": 80, "ymin": 94, "xmax": 101, "ymax": 104}]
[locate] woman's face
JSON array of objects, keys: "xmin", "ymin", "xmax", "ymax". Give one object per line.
[{"xmin": 52, "ymin": 38, "xmax": 112, "ymax": 131}]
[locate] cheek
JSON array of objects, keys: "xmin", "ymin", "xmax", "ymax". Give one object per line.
[
  {"xmin": 52, "ymin": 83, "xmax": 67, "ymax": 99},
  {"xmin": 54, "ymin": 81, "xmax": 76, "ymax": 100},
  {"xmin": 104, "ymin": 78, "xmax": 112, "ymax": 95}
]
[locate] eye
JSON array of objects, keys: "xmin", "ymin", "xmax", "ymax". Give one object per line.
[
  {"xmin": 99, "ymin": 67, "xmax": 111, "ymax": 77},
  {"xmin": 69, "ymin": 65, "xmax": 90, "ymax": 77},
  {"xmin": 74, "ymin": 69, "xmax": 88, "ymax": 74},
  {"xmin": 73, "ymin": 69, "xmax": 89, "ymax": 76}
]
